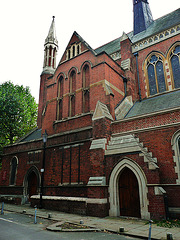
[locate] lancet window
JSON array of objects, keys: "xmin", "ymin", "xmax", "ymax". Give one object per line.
[
  {"xmin": 169, "ymin": 45, "xmax": 180, "ymax": 89},
  {"xmin": 69, "ymin": 71, "xmax": 76, "ymax": 117},
  {"xmin": 82, "ymin": 65, "xmax": 90, "ymax": 113},
  {"xmin": 145, "ymin": 53, "xmax": 167, "ymax": 96},
  {"xmin": 57, "ymin": 76, "xmax": 64, "ymax": 120},
  {"xmin": 10, "ymin": 157, "xmax": 18, "ymax": 185}
]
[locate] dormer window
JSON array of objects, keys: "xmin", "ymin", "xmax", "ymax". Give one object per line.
[{"xmin": 66, "ymin": 43, "xmax": 81, "ymax": 60}]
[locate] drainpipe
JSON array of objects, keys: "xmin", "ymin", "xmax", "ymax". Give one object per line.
[
  {"xmin": 134, "ymin": 52, "xmax": 142, "ymax": 101},
  {"xmin": 122, "ymin": 76, "xmax": 127, "ymax": 97}
]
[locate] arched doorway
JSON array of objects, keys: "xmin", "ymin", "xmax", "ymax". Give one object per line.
[
  {"xmin": 28, "ymin": 171, "xmax": 38, "ymax": 199},
  {"xmin": 119, "ymin": 167, "xmax": 141, "ymax": 217},
  {"xmin": 109, "ymin": 158, "xmax": 150, "ymax": 219},
  {"xmin": 24, "ymin": 166, "xmax": 40, "ymax": 203}
]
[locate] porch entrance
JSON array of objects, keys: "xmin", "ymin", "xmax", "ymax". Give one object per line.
[{"xmin": 119, "ymin": 167, "xmax": 141, "ymax": 218}]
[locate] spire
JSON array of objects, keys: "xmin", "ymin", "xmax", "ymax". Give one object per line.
[
  {"xmin": 133, "ymin": 0, "xmax": 153, "ymax": 35},
  {"xmin": 45, "ymin": 16, "xmax": 58, "ymax": 46},
  {"xmin": 42, "ymin": 16, "xmax": 58, "ymax": 74}
]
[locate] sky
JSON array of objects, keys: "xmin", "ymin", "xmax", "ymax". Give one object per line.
[{"xmin": 0, "ymin": 0, "xmax": 179, "ymax": 102}]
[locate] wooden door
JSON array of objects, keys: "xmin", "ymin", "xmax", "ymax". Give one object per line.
[
  {"xmin": 28, "ymin": 171, "xmax": 37, "ymax": 198},
  {"xmin": 119, "ymin": 167, "xmax": 141, "ymax": 218}
]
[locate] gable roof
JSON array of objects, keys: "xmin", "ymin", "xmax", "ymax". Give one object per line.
[
  {"xmin": 95, "ymin": 37, "xmax": 121, "ymax": 55},
  {"xmin": 17, "ymin": 128, "xmax": 42, "ymax": 143},
  {"xmin": 74, "ymin": 31, "xmax": 97, "ymax": 55},
  {"xmin": 125, "ymin": 90, "xmax": 180, "ymax": 118},
  {"xmin": 59, "ymin": 31, "xmax": 97, "ymax": 64}
]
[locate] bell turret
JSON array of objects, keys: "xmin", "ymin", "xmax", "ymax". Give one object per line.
[{"xmin": 42, "ymin": 16, "xmax": 58, "ymax": 74}]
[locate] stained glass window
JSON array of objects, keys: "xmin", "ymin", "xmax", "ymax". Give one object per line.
[
  {"xmin": 156, "ymin": 61, "xmax": 166, "ymax": 93},
  {"xmin": 147, "ymin": 54, "xmax": 166, "ymax": 95},
  {"xmin": 148, "ymin": 64, "xmax": 157, "ymax": 95},
  {"xmin": 170, "ymin": 45, "xmax": 180, "ymax": 89}
]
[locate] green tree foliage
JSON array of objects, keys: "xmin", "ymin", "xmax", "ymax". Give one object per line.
[{"xmin": 0, "ymin": 81, "xmax": 38, "ymax": 147}]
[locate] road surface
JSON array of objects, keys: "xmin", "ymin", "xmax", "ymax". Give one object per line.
[{"xmin": 0, "ymin": 211, "xmax": 138, "ymax": 240}]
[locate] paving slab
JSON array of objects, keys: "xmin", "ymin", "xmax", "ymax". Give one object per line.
[{"xmin": 2, "ymin": 203, "xmax": 180, "ymax": 240}]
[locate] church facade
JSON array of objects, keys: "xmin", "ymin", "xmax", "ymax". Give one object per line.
[{"xmin": 1, "ymin": 0, "xmax": 180, "ymax": 220}]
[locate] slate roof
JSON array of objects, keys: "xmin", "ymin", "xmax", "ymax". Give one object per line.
[
  {"xmin": 125, "ymin": 90, "xmax": 180, "ymax": 118},
  {"xmin": 95, "ymin": 37, "xmax": 121, "ymax": 55},
  {"xmin": 18, "ymin": 128, "xmax": 42, "ymax": 143},
  {"xmin": 95, "ymin": 32, "xmax": 133, "ymax": 55},
  {"xmin": 95, "ymin": 8, "xmax": 180, "ymax": 55},
  {"xmin": 131, "ymin": 8, "xmax": 180, "ymax": 43},
  {"xmin": 74, "ymin": 31, "xmax": 97, "ymax": 56}
]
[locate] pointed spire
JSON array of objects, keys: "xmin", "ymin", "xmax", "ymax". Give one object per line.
[
  {"xmin": 42, "ymin": 16, "xmax": 58, "ymax": 74},
  {"xmin": 45, "ymin": 16, "xmax": 58, "ymax": 46},
  {"xmin": 133, "ymin": 0, "xmax": 153, "ymax": 35}
]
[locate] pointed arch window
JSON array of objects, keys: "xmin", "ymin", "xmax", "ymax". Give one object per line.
[
  {"xmin": 67, "ymin": 43, "xmax": 81, "ymax": 60},
  {"xmin": 10, "ymin": 157, "xmax": 18, "ymax": 185},
  {"xmin": 48, "ymin": 46, "xmax": 52, "ymax": 67},
  {"xmin": 145, "ymin": 54, "xmax": 167, "ymax": 96},
  {"xmin": 82, "ymin": 65, "xmax": 90, "ymax": 113},
  {"xmin": 57, "ymin": 76, "xmax": 64, "ymax": 120},
  {"xmin": 77, "ymin": 45, "xmax": 80, "ymax": 55},
  {"xmin": 68, "ymin": 49, "xmax": 71, "ymax": 59},
  {"xmin": 52, "ymin": 48, "xmax": 56, "ymax": 68},
  {"xmin": 69, "ymin": 71, "xmax": 76, "ymax": 117},
  {"xmin": 73, "ymin": 46, "xmax": 75, "ymax": 57},
  {"xmin": 171, "ymin": 131, "xmax": 180, "ymax": 184},
  {"xmin": 169, "ymin": 45, "xmax": 180, "ymax": 89},
  {"xmin": 44, "ymin": 47, "xmax": 48, "ymax": 67}
]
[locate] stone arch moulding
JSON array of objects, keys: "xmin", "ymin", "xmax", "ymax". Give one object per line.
[
  {"xmin": 68, "ymin": 66, "xmax": 79, "ymax": 77},
  {"xmin": 109, "ymin": 158, "xmax": 150, "ymax": 219},
  {"xmin": 143, "ymin": 51, "xmax": 167, "ymax": 96},
  {"xmin": 166, "ymin": 41, "xmax": 180, "ymax": 90},
  {"xmin": 166, "ymin": 41, "xmax": 180, "ymax": 57},
  {"xmin": 171, "ymin": 129, "xmax": 180, "ymax": 184},
  {"xmin": 142, "ymin": 50, "xmax": 166, "ymax": 71},
  {"xmin": 23, "ymin": 165, "xmax": 41, "ymax": 204},
  {"xmin": 80, "ymin": 60, "xmax": 93, "ymax": 73},
  {"xmin": 55, "ymin": 72, "xmax": 67, "ymax": 83}
]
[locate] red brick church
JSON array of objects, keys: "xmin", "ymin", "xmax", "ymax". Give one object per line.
[{"xmin": 1, "ymin": 0, "xmax": 180, "ymax": 220}]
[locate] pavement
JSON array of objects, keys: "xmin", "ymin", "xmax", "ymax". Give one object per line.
[{"xmin": 2, "ymin": 203, "xmax": 180, "ymax": 240}]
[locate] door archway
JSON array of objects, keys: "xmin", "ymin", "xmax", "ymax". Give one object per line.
[
  {"xmin": 28, "ymin": 171, "xmax": 38, "ymax": 198},
  {"xmin": 109, "ymin": 158, "xmax": 150, "ymax": 219},
  {"xmin": 24, "ymin": 166, "xmax": 40, "ymax": 203},
  {"xmin": 119, "ymin": 167, "xmax": 140, "ymax": 217}
]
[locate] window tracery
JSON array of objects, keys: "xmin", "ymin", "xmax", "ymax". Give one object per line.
[
  {"xmin": 171, "ymin": 130, "xmax": 180, "ymax": 184},
  {"xmin": 169, "ymin": 45, "xmax": 180, "ymax": 89},
  {"xmin": 145, "ymin": 54, "xmax": 167, "ymax": 95}
]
